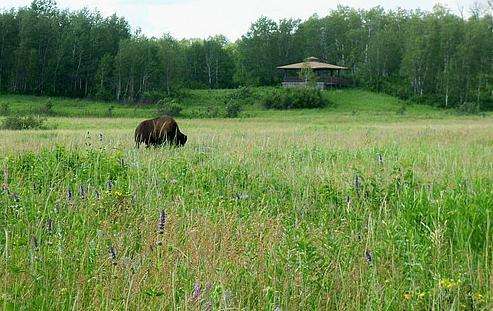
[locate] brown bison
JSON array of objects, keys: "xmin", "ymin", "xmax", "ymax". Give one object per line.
[{"xmin": 134, "ymin": 116, "xmax": 187, "ymax": 148}]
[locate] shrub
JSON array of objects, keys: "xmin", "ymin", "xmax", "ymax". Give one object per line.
[
  {"xmin": 397, "ymin": 103, "xmax": 407, "ymax": 115},
  {"xmin": 95, "ymin": 88, "xmax": 113, "ymax": 101},
  {"xmin": 412, "ymin": 94, "xmax": 445, "ymax": 107},
  {"xmin": 156, "ymin": 98, "xmax": 183, "ymax": 117},
  {"xmin": 169, "ymin": 88, "xmax": 191, "ymax": 101},
  {"xmin": 206, "ymin": 105, "xmax": 220, "ymax": 118},
  {"xmin": 225, "ymin": 100, "xmax": 243, "ymax": 118},
  {"xmin": 262, "ymin": 87, "xmax": 328, "ymax": 110},
  {"xmin": 457, "ymin": 101, "xmax": 480, "ymax": 115},
  {"xmin": 227, "ymin": 86, "xmax": 254, "ymax": 103},
  {"xmin": 41, "ymin": 99, "xmax": 55, "ymax": 115},
  {"xmin": 0, "ymin": 102, "xmax": 10, "ymax": 115},
  {"xmin": 142, "ymin": 90, "xmax": 167, "ymax": 105},
  {"xmin": 1, "ymin": 115, "xmax": 48, "ymax": 130},
  {"xmin": 107, "ymin": 105, "xmax": 114, "ymax": 117},
  {"xmin": 186, "ymin": 105, "xmax": 221, "ymax": 119}
]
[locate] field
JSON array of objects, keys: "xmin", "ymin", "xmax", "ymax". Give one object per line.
[{"xmin": 1, "ymin": 90, "xmax": 492, "ymax": 310}]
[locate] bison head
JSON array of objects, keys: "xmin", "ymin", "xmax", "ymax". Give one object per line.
[{"xmin": 177, "ymin": 132, "xmax": 187, "ymax": 146}]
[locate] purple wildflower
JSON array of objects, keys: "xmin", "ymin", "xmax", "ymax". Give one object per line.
[
  {"xmin": 346, "ymin": 195, "xmax": 351, "ymax": 206},
  {"xmin": 205, "ymin": 282, "xmax": 212, "ymax": 294},
  {"xmin": 78, "ymin": 185, "xmax": 86, "ymax": 199},
  {"xmin": 67, "ymin": 188, "xmax": 73, "ymax": 201},
  {"xmin": 31, "ymin": 236, "xmax": 38, "ymax": 251},
  {"xmin": 365, "ymin": 249, "xmax": 373, "ymax": 264},
  {"xmin": 191, "ymin": 282, "xmax": 201, "ymax": 303},
  {"xmin": 354, "ymin": 175, "xmax": 362, "ymax": 195},
  {"xmin": 2, "ymin": 165, "xmax": 8, "ymax": 191},
  {"xmin": 109, "ymin": 246, "xmax": 117, "ymax": 265},
  {"xmin": 11, "ymin": 193, "xmax": 20, "ymax": 202},
  {"xmin": 46, "ymin": 219, "xmax": 53, "ymax": 233},
  {"xmin": 158, "ymin": 210, "xmax": 166, "ymax": 234}
]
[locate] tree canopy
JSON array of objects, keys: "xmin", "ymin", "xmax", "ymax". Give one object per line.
[{"xmin": 0, "ymin": 1, "xmax": 491, "ymax": 108}]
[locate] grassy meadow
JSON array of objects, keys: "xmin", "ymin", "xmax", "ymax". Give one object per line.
[
  {"xmin": 0, "ymin": 88, "xmax": 450, "ymax": 120},
  {"xmin": 0, "ymin": 89, "xmax": 492, "ymax": 310}
]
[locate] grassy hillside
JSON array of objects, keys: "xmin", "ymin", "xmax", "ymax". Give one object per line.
[
  {"xmin": 0, "ymin": 88, "xmax": 467, "ymax": 121},
  {"xmin": 0, "ymin": 91, "xmax": 492, "ymax": 309}
]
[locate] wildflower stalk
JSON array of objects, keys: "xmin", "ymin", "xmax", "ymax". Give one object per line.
[
  {"xmin": 109, "ymin": 245, "xmax": 117, "ymax": 265},
  {"xmin": 354, "ymin": 175, "xmax": 362, "ymax": 196},
  {"xmin": 364, "ymin": 249, "xmax": 373, "ymax": 265},
  {"xmin": 158, "ymin": 210, "xmax": 166, "ymax": 234},
  {"xmin": 67, "ymin": 188, "xmax": 73, "ymax": 201},
  {"xmin": 377, "ymin": 154, "xmax": 384, "ymax": 165},
  {"xmin": 2, "ymin": 164, "xmax": 8, "ymax": 191}
]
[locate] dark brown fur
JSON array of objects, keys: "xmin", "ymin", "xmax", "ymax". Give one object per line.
[{"xmin": 134, "ymin": 116, "xmax": 187, "ymax": 148}]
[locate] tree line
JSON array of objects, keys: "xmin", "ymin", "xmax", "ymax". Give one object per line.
[{"xmin": 0, "ymin": 0, "xmax": 492, "ymax": 108}]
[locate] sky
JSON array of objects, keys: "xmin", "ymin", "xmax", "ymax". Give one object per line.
[{"xmin": 1, "ymin": 0, "xmax": 487, "ymax": 40}]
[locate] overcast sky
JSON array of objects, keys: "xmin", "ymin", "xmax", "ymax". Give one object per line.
[{"xmin": 1, "ymin": 0, "xmax": 486, "ymax": 40}]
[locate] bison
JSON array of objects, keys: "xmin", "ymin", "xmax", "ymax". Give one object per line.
[{"xmin": 134, "ymin": 116, "xmax": 187, "ymax": 148}]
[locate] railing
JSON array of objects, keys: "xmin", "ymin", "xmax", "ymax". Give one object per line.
[{"xmin": 282, "ymin": 76, "xmax": 352, "ymax": 86}]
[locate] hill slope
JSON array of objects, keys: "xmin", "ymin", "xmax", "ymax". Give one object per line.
[{"xmin": 0, "ymin": 88, "xmax": 461, "ymax": 121}]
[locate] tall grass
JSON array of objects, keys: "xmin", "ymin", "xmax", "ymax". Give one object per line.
[{"xmin": 0, "ymin": 114, "xmax": 492, "ymax": 310}]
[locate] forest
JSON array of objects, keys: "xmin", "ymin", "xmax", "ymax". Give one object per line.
[{"xmin": 0, "ymin": 0, "xmax": 492, "ymax": 109}]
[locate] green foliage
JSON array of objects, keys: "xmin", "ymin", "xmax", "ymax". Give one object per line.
[
  {"xmin": 40, "ymin": 99, "xmax": 55, "ymax": 115},
  {"xmin": 397, "ymin": 103, "xmax": 407, "ymax": 115},
  {"xmin": 1, "ymin": 115, "xmax": 48, "ymax": 130},
  {"xmin": 457, "ymin": 101, "xmax": 480, "ymax": 115},
  {"xmin": 142, "ymin": 90, "xmax": 167, "ymax": 105},
  {"xmin": 186, "ymin": 105, "xmax": 222, "ymax": 119},
  {"xmin": 0, "ymin": 102, "xmax": 10, "ymax": 115},
  {"xmin": 156, "ymin": 98, "xmax": 183, "ymax": 117},
  {"xmin": 262, "ymin": 87, "xmax": 328, "ymax": 109},
  {"xmin": 224, "ymin": 100, "xmax": 243, "ymax": 118},
  {"xmin": 0, "ymin": 2, "xmax": 492, "ymax": 110},
  {"xmin": 298, "ymin": 63, "xmax": 317, "ymax": 88},
  {"xmin": 226, "ymin": 86, "xmax": 254, "ymax": 103},
  {"xmin": 107, "ymin": 105, "xmax": 114, "ymax": 117},
  {"xmin": 0, "ymin": 89, "xmax": 459, "ymax": 120}
]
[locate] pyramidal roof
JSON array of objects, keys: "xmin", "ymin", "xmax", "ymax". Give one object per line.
[{"xmin": 277, "ymin": 57, "xmax": 348, "ymax": 70}]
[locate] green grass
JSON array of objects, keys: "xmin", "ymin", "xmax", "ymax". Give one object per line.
[
  {"xmin": 0, "ymin": 88, "xmax": 269, "ymax": 118},
  {"xmin": 0, "ymin": 88, "xmax": 475, "ymax": 120},
  {"xmin": 0, "ymin": 90, "xmax": 492, "ymax": 309}
]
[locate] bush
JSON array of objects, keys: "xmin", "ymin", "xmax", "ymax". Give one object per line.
[
  {"xmin": 107, "ymin": 105, "xmax": 114, "ymax": 117},
  {"xmin": 156, "ymin": 98, "xmax": 183, "ymax": 117},
  {"xmin": 40, "ymin": 99, "xmax": 55, "ymax": 115},
  {"xmin": 224, "ymin": 100, "xmax": 243, "ymax": 118},
  {"xmin": 227, "ymin": 86, "xmax": 254, "ymax": 103},
  {"xmin": 411, "ymin": 94, "xmax": 445, "ymax": 107},
  {"xmin": 262, "ymin": 87, "xmax": 328, "ymax": 110},
  {"xmin": 457, "ymin": 101, "xmax": 480, "ymax": 115},
  {"xmin": 141, "ymin": 88, "xmax": 190, "ymax": 105},
  {"xmin": 206, "ymin": 105, "xmax": 220, "ymax": 118},
  {"xmin": 141, "ymin": 90, "xmax": 167, "ymax": 105},
  {"xmin": 186, "ymin": 105, "xmax": 220, "ymax": 119},
  {"xmin": 1, "ymin": 115, "xmax": 48, "ymax": 130},
  {"xmin": 0, "ymin": 102, "xmax": 10, "ymax": 115}
]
